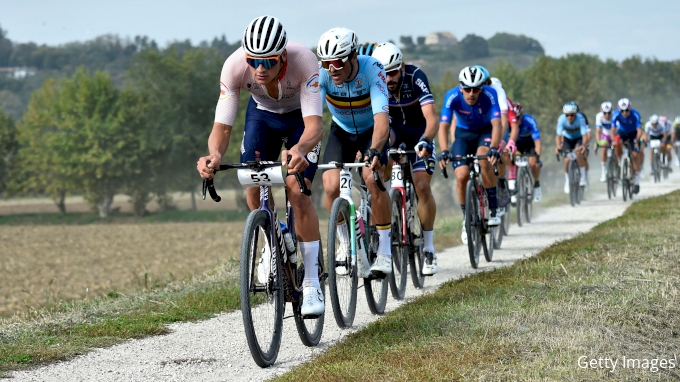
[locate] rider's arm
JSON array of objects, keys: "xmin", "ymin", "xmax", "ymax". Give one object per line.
[
  {"xmin": 534, "ymin": 139, "xmax": 542, "ymax": 156},
  {"xmin": 555, "ymin": 117, "xmax": 564, "ymax": 149},
  {"xmin": 509, "ymin": 120, "xmax": 520, "ymax": 142},
  {"xmin": 371, "ymin": 113, "xmax": 390, "ymax": 151},
  {"xmin": 490, "ymin": 117, "xmax": 502, "ymax": 148},
  {"xmin": 208, "ymin": 122, "xmax": 233, "ymax": 160},
  {"xmin": 293, "ymin": 55, "xmax": 325, "ymax": 155},
  {"xmin": 438, "ymin": 88, "xmax": 457, "ymax": 151},
  {"xmin": 368, "ymin": 64, "xmax": 390, "ymax": 152},
  {"xmin": 438, "ymin": 122, "xmax": 450, "ymax": 151},
  {"xmin": 421, "ymin": 103, "xmax": 438, "ymax": 141}
]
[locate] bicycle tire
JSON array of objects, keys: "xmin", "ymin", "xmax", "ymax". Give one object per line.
[
  {"xmin": 653, "ymin": 152, "xmax": 660, "ymax": 183},
  {"xmin": 493, "ymin": 211, "xmax": 504, "ymax": 249},
  {"xmin": 240, "ymin": 209, "xmax": 284, "ymax": 368},
  {"xmin": 293, "ymin": 240, "xmax": 325, "ymax": 347},
  {"xmin": 485, "ymin": 227, "xmax": 495, "ymax": 262},
  {"xmin": 326, "ymin": 197, "xmax": 358, "ymax": 328},
  {"xmin": 364, "ymin": 194, "xmax": 388, "ymax": 315},
  {"xmin": 516, "ymin": 171, "xmax": 524, "ymax": 226},
  {"xmin": 388, "ymin": 188, "xmax": 407, "ymax": 300},
  {"xmin": 622, "ymin": 158, "xmax": 629, "ymax": 202},
  {"xmin": 606, "ymin": 157, "xmax": 614, "ymax": 199},
  {"xmin": 524, "ymin": 169, "xmax": 533, "ymax": 223},
  {"xmin": 406, "ymin": 184, "xmax": 426, "ymax": 289},
  {"xmin": 662, "ymin": 154, "xmax": 669, "ymax": 180},
  {"xmin": 465, "ymin": 180, "xmax": 481, "ymax": 269},
  {"xmin": 502, "ymin": 199, "xmax": 511, "ymax": 236},
  {"xmin": 569, "ymin": 163, "xmax": 578, "ymax": 206}
]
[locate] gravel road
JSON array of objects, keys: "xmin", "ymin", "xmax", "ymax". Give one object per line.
[{"xmin": 12, "ymin": 171, "xmax": 680, "ymax": 382}]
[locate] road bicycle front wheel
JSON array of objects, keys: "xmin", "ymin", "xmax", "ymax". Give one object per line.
[
  {"xmin": 293, "ymin": 240, "xmax": 325, "ymax": 347},
  {"xmin": 465, "ymin": 180, "xmax": 481, "ymax": 269},
  {"xmin": 569, "ymin": 163, "xmax": 578, "ymax": 206},
  {"xmin": 493, "ymin": 211, "xmax": 504, "ymax": 249},
  {"xmin": 327, "ymin": 198, "xmax": 358, "ymax": 328},
  {"xmin": 621, "ymin": 158, "xmax": 629, "ymax": 202},
  {"xmin": 388, "ymin": 188, "xmax": 407, "ymax": 300},
  {"xmin": 364, "ymin": 194, "xmax": 388, "ymax": 315},
  {"xmin": 502, "ymin": 199, "xmax": 511, "ymax": 236},
  {"xmin": 653, "ymin": 153, "xmax": 660, "ymax": 183},
  {"xmin": 240, "ymin": 210, "xmax": 284, "ymax": 368},
  {"xmin": 517, "ymin": 171, "xmax": 525, "ymax": 226},
  {"xmin": 524, "ymin": 169, "xmax": 533, "ymax": 223}
]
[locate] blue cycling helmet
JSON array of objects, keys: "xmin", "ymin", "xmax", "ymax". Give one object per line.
[
  {"xmin": 475, "ymin": 65, "xmax": 490, "ymax": 83},
  {"xmin": 357, "ymin": 42, "xmax": 378, "ymax": 56}
]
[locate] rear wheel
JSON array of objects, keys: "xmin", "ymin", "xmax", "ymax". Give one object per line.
[
  {"xmin": 388, "ymin": 189, "xmax": 407, "ymax": 300},
  {"xmin": 293, "ymin": 240, "xmax": 325, "ymax": 347},
  {"xmin": 326, "ymin": 198, "xmax": 357, "ymax": 328},
  {"xmin": 465, "ymin": 180, "xmax": 481, "ymax": 269},
  {"xmin": 364, "ymin": 195, "xmax": 388, "ymax": 315},
  {"xmin": 240, "ymin": 210, "xmax": 283, "ymax": 368}
]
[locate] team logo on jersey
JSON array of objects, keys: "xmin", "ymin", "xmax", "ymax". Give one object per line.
[
  {"xmin": 494, "ymin": 111, "xmax": 500, "ymax": 117},
  {"xmin": 219, "ymin": 82, "xmax": 232, "ymax": 100},
  {"xmin": 307, "ymin": 141, "xmax": 322, "ymax": 163},
  {"xmin": 382, "ymin": 105, "xmax": 389, "ymax": 112},
  {"xmin": 306, "ymin": 74, "xmax": 320, "ymax": 93},
  {"xmin": 442, "ymin": 115, "xmax": 449, "ymax": 121},
  {"xmin": 378, "ymin": 71, "xmax": 386, "ymax": 83},
  {"xmin": 354, "ymin": 78, "xmax": 363, "ymax": 88},
  {"xmin": 415, "ymin": 78, "xmax": 429, "ymax": 93}
]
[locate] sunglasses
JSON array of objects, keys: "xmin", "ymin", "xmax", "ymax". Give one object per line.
[
  {"xmin": 461, "ymin": 87, "xmax": 482, "ymax": 94},
  {"xmin": 245, "ymin": 54, "xmax": 282, "ymax": 70},
  {"xmin": 603, "ymin": 111, "xmax": 611, "ymax": 115},
  {"xmin": 386, "ymin": 68, "xmax": 400, "ymax": 76},
  {"xmin": 566, "ymin": 113, "xmax": 576, "ymax": 117},
  {"xmin": 321, "ymin": 55, "xmax": 350, "ymax": 71},
  {"xmin": 621, "ymin": 109, "xmax": 630, "ymax": 113}
]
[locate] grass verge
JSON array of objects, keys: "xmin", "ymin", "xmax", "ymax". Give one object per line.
[
  {"xmin": 0, "ymin": 209, "xmax": 250, "ymax": 225},
  {"xmin": 0, "ymin": 262, "xmax": 241, "ymax": 375},
  {"xmin": 277, "ymin": 190, "xmax": 680, "ymax": 381}
]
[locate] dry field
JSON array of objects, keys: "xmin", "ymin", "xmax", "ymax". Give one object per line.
[{"xmin": 0, "ymin": 222, "xmax": 245, "ymax": 316}]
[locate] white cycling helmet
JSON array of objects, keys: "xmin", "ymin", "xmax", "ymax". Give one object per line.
[
  {"xmin": 649, "ymin": 114, "xmax": 659, "ymax": 124},
  {"xmin": 618, "ymin": 98, "xmax": 631, "ymax": 110},
  {"xmin": 372, "ymin": 42, "xmax": 403, "ymax": 72},
  {"xmin": 242, "ymin": 16, "xmax": 287, "ymax": 57},
  {"xmin": 675, "ymin": 116, "xmax": 680, "ymax": 124},
  {"xmin": 317, "ymin": 27, "xmax": 358, "ymax": 60},
  {"xmin": 600, "ymin": 102, "xmax": 613, "ymax": 113},
  {"xmin": 563, "ymin": 102, "xmax": 578, "ymax": 114},
  {"xmin": 459, "ymin": 66, "xmax": 485, "ymax": 88},
  {"xmin": 490, "ymin": 77, "xmax": 502, "ymax": 87}
]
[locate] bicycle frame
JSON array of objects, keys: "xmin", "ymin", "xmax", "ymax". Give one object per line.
[{"xmin": 388, "ymin": 148, "xmax": 415, "ymax": 248}]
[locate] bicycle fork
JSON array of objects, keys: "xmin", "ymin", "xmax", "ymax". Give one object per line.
[{"xmin": 339, "ymin": 169, "xmax": 371, "ymax": 277}]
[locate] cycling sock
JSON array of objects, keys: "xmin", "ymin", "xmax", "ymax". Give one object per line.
[
  {"xmin": 485, "ymin": 187, "xmax": 498, "ymax": 210},
  {"xmin": 336, "ymin": 219, "xmax": 349, "ymax": 243},
  {"xmin": 534, "ymin": 180, "xmax": 540, "ymax": 188},
  {"xmin": 498, "ymin": 177, "xmax": 507, "ymax": 189},
  {"xmin": 580, "ymin": 167, "xmax": 587, "ymax": 179},
  {"xmin": 423, "ymin": 230, "xmax": 434, "ymax": 253},
  {"xmin": 564, "ymin": 173, "xmax": 569, "ymax": 183},
  {"xmin": 376, "ymin": 224, "xmax": 391, "ymax": 256},
  {"xmin": 634, "ymin": 174, "xmax": 640, "ymax": 185},
  {"xmin": 300, "ymin": 241, "xmax": 320, "ymax": 288},
  {"xmin": 460, "ymin": 204, "xmax": 466, "ymax": 214}
]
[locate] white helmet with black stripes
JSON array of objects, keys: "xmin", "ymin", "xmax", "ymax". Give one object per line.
[
  {"xmin": 458, "ymin": 66, "xmax": 486, "ymax": 88},
  {"xmin": 242, "ymin": 16, "xmax": 287, "ymax": 57},
  {"xmin": 372, "ymin": 42, "xmax": 403, "ymax": 72},
  {"xmin": 317, "ymin": 27, "xmax": 358, "ymax": 60}
]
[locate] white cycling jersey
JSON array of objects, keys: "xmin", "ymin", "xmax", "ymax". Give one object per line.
[
  {"xmin": 645, "ymin": 121, "xmax": 667, "ymax": 137},
  {"xmin": 214, "ymin": 42, "xmax": 323, "ymax": 126},
  {"xmin": 595, "ymin": 111, "xmax": 613, "ymax": 135},
  {"xmin": 488, "ymin": 82, "xmax": 508, "ymax": 114}
]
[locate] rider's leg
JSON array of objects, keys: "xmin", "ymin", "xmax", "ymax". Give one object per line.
[
  {"xmin": 600, "ymin": 139, "xmax": 608, "ymax": 181},
  {"xmin": 414, "ymin": 171, "xmax": 435, "ymax": 237},
  {"xmin": 477, "ymin": 145, "xmax": 499, "ymax": 211},
  {"xmin": 321, "ymin": 125, "xmax": 349, "ymax": 245}
]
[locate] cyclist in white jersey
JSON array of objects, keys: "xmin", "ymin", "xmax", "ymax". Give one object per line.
[
  {"xmin": 196, "ymin": 16, "xmax": 325, "ymax": 316},
  {"xmin": 645, "ymin": 115, "xmax": 669, "ymax": 167},
  {"xmin": 659, "ymin": 116, "xmax": 674, "ymax": 167},
  {"xmin": 595, "ymin": 102, "xmax": 614, "ymax": 182}
]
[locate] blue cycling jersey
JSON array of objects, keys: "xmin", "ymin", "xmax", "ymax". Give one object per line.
[
  {"xmin": 611, "ymin": 109, "xmax": 642, "ymax": 134},
  {"xmin": 556, "ymin": 113, "xmax": 588, "ymax": 139},
  {"xmin": 504, "ymin": 114, "xmax": 540, "ymax": 142},
  {"xmin": 388, "ymin": 64, "xmax": 434, "ymax": 130},
  {"xmin": 440, "ymin": 85, "xmax": 501, "ymax": 130},
  {"xmin": 319, "ymin": 55, "xmax": 389, "ymax": 134}
]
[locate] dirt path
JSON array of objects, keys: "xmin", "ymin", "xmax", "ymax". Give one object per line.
[{"xmin": 12, "ymin": 172, "xmax": 680, "ymax": 382}]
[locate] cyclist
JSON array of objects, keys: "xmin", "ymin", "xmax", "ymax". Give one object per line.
[
  {"xmin": 555, "ymin": 102, "xmax": 589, "ymax": 194},
  {"xmin": 372, "ymin": 42, "xmax": 439, "ymax": 275},
  {"xmin": 674, "ymin": 116, "xmax": 680, "ymax": 167},
  {"xmin": 357, "ymin": 42, "xmax": 378, "ymax": 56},
  {"xmin": 317, "ymin": 28, "xmax": 393, "ymax": 276},
  {"xmin": 659, "ymin": 116, "xmax": 674, "ymax": 168},
  {"xmin": 573, "ymin": 101, "xmax": 591, "ymax": 187},
  {"xmin": 645, "ymin": 114, "xmax": 669, "ymax": 172},
  {"xmin": 595, "ymin": 102, "xmax": 614, "ymax": 182},
  {"xmin": 506, "ymin": 102, "xmax": 543, "ymax": 201},
  {"xmin": 437, "ymin": 66, "xmax": 502, "ymax": 244},
  {"xmin": 196, "ymin": 16, "xmax": 325, "ymax": 317},
  {"xmin": 611, "ymin": 98, "xmax": 642, "ymax": 194}
]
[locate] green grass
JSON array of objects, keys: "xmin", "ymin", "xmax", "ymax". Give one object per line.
[
  {"xmin": 0, "ymin": 262, "xmax": 241, "ymax": 374},
  {"xmin": 276, "ymin": 191, "xmax": 680, "ymax": 381},
  {"xmin": 0, "ymin": 209, "xmax": 250, "ymax": 225}
]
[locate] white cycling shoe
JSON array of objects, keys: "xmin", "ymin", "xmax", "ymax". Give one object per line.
[
  {"xmin": 488, "ymin": 209, "xmax": 501, "ymax": 227},
  {"xmin": 579, "ymin": 176, "xmax": 587, "ymax": 187},
  {"xmin": 335, "ymin": 241, "xmax": 350, "ymax": 276},
  {"xmin": 599, "ymin": 173, "xmax": 607, "ymax": 183},
  {"xmin": 370, "ymin": 253, "xmax": 392, "ymax": 275},
  {"xmin": 422, "ymin": 252, "xmax": 438, "ymax": 275},
  {"xmin": 461, "ymin": 218, "xmax": 468, "ymax": 245},
  {"xmin": 533, "ymin": 187, "xmax": 542, "ymax": 202},
  {"xmin": 301, "ymin": 287, "xmax": 325, "ymax": 317},
  {"xmin": 257, "ymin": 247, "xmax": 272, "ymax": 284},
  {"xmin": 564, "ymin": 182, "xmax": 570, "ymax": 194}
]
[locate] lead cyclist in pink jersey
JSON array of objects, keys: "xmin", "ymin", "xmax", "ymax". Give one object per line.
[{"xmin": 196, "ymin": 16, "xmax": 325, "ymax": 317}]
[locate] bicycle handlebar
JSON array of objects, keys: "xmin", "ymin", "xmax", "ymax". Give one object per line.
[
  {"xmin": 201, "ymin": 158, "xmax": 311, "ymax": 202},
  {"xmin": 441, "ymin": 154, "xmax": 499, "ymax": 179},
  {"xmin": 317, "ymin": 161, "xmax": 386, "ymax": 192},
  {"xmin": 388, "ymin": 146, "xmax": 435, "ymax": 176}
]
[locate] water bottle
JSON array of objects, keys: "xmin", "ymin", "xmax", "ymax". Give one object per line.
[
  {"xmin": 354, "ymin": 213, "xmax": 369, "ymax": 274},
  {"xmin": 279, "ymin": 221, "xmax": 297, "ymax": 263}
]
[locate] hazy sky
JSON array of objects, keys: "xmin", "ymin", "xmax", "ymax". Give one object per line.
[{"xmin": 2, "ymin": 0, "xmax": 679, "ymax": 61}]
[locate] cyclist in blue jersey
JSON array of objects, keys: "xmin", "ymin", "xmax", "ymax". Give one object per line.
[
  {"xmin": 437, "ymin": 66, "xmax": 502, "ymax": 244},
  {"xmin": 573, "ymin": 101, "xmax": 592, "ymax": 187},
  {"xmin": 611, "ymin": 98, "xmax": 642, "ymax": 193},
  {"xmin": 555, "ymin": 102, "xmax": 589, "ymax": 194},
  {"xmin": 505, "ymin": 103, "xmax": 543, "ymax": 201},
  {"xmin": 317, "ymin": 28, "xmax": 393, "ymax": 275},
  {"xmin": 372, "ymin": 42, "xmax": 439, "ymax": 275}
]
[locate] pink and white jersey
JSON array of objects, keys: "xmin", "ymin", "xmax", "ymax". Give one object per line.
[
  {"xmin": 489, "ymin": 82, "xmax": 508, "ymax": 114},
  {"xmin": 214, "ymin": 42, "xmax": 323, "ymax": 126}
]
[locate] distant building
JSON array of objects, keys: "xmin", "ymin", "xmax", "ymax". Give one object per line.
[
  {"xmin": 0, "ymin": 66, "xmax": 37, "ymax": 79},
  {"xmin": 425, "ymin": 32, "xmax": 458, "ymax": 48}
]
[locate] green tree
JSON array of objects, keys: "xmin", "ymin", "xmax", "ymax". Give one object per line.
[
  {"xmin": 0, "ymin": 25, "xmax": 12, "ymax": 67},
  {"xmin": 0, "ymin": 109, "xmax": 17, "ymax": 196},
  {"xmin": 488, "ymin": 33, "xmax": 544, "ymax": 54},
  {"xmin": 458, "ymin": 34, "xmax": 489, "ymax": 59}
]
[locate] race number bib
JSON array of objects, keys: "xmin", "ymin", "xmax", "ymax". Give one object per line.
[
  {"xmin": 391, "ymin": 164, "xmax": 404, "ymax": 188},
  {"xmin": 649, "ymin": 139, "xmax": 661, "ymax": 149},
  {"xmin": 237, "ymin": 166, "xmax": 285, "ymax": 187}
]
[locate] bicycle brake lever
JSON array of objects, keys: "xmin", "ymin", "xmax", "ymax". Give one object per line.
[{"xmin": 373, "ymin": 170, "xmax": 386, "ymax": 192}]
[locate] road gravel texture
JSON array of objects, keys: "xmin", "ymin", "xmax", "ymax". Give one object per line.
[{"xmin": 12, "ymin": 172, "xmax": 680, "ymax": 382}]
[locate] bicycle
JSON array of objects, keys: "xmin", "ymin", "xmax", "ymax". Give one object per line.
[
  {"xmin": 443, "ymin": 154, "xmax": 497, "ymax": 269},
  {"xmin": 202, "ymin": 160, "xmax": 325, "ymax": 368},
  {"xmin": 596, "ymin": 142, "xmax": 619, "ymax": 200},
  {"xmin": 513, "ymin": 153, "xmax": 534, "ymax": 226},
  {"xmin": 619, "ymin": 141, "xmax": 635, "ymax": 201},
  {"xmin": 557, "ymin": 148, "xmax": 582, "ymax": 207},
  {"xmin": 318, "ymin": 161, "xmax": 389, "ymax": 328},
  {"xmin": 650, "ymin": 139, "xmax": 662, "ymax": 183},
  {"xmin": 388, "ymin": 145, "xmax": 431, "ymax": 292}
]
